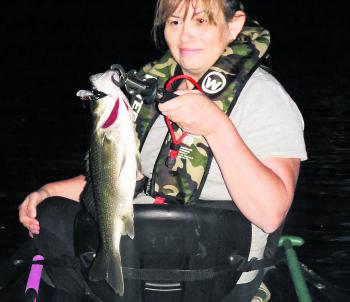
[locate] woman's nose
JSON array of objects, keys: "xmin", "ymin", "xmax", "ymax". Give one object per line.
[{"xmin": 180, "ymin": 22, "xmax": 194, "ymax": 43}]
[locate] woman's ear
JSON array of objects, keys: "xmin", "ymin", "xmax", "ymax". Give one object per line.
[{"xmin": 228, "ymin": 10, "xmax": 246, "ymax": 40}]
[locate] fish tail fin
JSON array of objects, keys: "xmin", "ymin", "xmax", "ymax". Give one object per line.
[{"xmin": 89, "ymin": 250, "xmax": 124, "ymax": 296}]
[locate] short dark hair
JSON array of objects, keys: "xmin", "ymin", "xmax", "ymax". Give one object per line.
[{"xmin": 152, "ymin": 0, "xmax": 244, "ymax": 49}]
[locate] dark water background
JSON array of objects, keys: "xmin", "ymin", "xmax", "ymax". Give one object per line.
[{"xmin": 1, "ymin": 0, "xmax": 349, "ymax": 301}]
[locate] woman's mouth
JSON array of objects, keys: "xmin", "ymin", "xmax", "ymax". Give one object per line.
[{"xmin": 179, "ymin": 48, "xmax": 202, "ymax": 56}]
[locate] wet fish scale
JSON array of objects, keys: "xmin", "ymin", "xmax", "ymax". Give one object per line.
[{"xmin": 84, "ymin": 70, "xmax": 139, "ymax": 296}]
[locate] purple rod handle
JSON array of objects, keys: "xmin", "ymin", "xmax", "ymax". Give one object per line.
[{"xmin": 25, "ymin": 255, "xmax": 44, "ymax": 302}]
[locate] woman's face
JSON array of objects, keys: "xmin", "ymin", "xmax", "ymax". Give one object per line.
[{"xmin": 164, "ymin": 1, "xmax": 235, "ymax": 80}]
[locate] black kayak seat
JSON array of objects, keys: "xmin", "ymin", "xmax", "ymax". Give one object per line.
[{"xmin": 76, "ymin": 202, "xmax": 252, "ymax": 302}]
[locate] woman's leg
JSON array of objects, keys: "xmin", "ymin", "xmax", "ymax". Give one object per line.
[{"xmin": 33, "ymin": 197, "xmax": 89, "ymax": 296}]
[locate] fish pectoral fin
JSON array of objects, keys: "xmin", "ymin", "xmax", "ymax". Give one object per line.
[
  {"xmin": 122, "ymin": 215, "xmax": 135, "ymax": 239},
  {"xmin": 89, "ymin": 250, "xmax": 124, "ymax": 296}
]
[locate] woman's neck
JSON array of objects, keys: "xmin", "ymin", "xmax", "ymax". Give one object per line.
[{"xmin": 180, "ymin": 71, "xmax": 204, "ymax": 90}]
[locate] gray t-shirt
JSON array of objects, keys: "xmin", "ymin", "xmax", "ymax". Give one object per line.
[{"xmin": 136, "ymin": 67, "xmax": 307, "ymax": 283}]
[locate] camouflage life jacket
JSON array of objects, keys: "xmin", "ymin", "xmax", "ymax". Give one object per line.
[{"xmin": 131, "ymin": 20, "xmax": 270, "ymax": 204}]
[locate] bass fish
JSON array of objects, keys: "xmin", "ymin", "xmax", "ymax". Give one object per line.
[{"xmin": 77, "ymin": 69, "xmax": 140, "ymax": 295}]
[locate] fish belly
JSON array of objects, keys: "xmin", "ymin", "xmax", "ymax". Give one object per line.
[{"xmin": 89, "ymin": 118, "xmax": 137, "ymax": 296}]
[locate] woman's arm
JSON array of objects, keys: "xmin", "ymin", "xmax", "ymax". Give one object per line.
[
  {"xmin": 39, "ymin": 174, "xmax": 87, "ymax": 202},
  {"xmin": 19, "ymin": 174, "xmax": 87, "ymax": 236},
  {"xmin": 205, "ymin": 111, "xmax": 300, "ymax": 233},
  {"xmin": 159, "ymin": 92, "xmax": 301, "ymax": 233}
]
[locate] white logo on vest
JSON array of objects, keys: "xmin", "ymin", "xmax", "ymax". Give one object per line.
[{"xmin": 202, "ymin": 71, "xmax": 226, "ymax": 94}]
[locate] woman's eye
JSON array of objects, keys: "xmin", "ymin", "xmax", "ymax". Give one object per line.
[
  {"xmin": 168, "ymin": 19, "xmax": 180, "ymax": 26},
  {"xmin": 196, "ymin": 17, "xmax": 208, "ymax": 24}
]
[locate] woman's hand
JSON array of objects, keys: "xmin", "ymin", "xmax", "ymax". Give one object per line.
[
  {"xmin": 18, "ymin": 175, "xmax": 86, "ymax": 238},
  {"xmin": 158, "ymin": 90, "xmax": 226, "ymax": 136},
  {"xmin": 18, "ymin": 188, "xmax": 50, "ymax": 237}
]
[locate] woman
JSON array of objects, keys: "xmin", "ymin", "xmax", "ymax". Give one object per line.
[{"xmin": 18, "ymin": 0, "xmax": 307, "ymax": 301}]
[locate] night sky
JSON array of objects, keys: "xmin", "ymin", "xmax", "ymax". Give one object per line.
[
  {"xmin": 3, "ymin": 0, "xmax": 349, "ymax": 152},
  {"xmin": 3, "ymin": 1, "xmax": 350, "ymax": 87}
]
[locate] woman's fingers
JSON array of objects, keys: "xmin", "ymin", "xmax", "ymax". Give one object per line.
[
  {"xmin": 158, "ymin": 91, "xmax": 220, "ymax": 136},
  {"xmin": 29, "ymin": 222, "xmax": 40, "ymax": 235},
  {"xmin": 158, "ymin": 90, "xmax": 195, "ymax": 112},
  {"xmin": 19, "ymin": 215, "xmax": 40, "ymax": 231},
  {"xmin": 27, "ymin": 192, "xmax": 40, "ymax": 218},
  {"xmin": 26, "ymin": 219, "xmax": 40, "ymax": 235},
  {"xmin": 18, "ymin": 191, "xmax": 42, "ymax": 234}
]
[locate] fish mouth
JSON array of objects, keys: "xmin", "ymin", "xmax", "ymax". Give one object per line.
[
  {"xmin": 76, "ymin": 89, "xmax": 107, "ymax": 101},
  {"xmin": 89, "ymin": 71, "xmax": 121, "ymax": 86},
  {"xmin": 76, "ymin": 89, "xmax": 94, "ymax": 101},
  {"xmin": 92, "ymin": 89, "xmax": 108, "ymax": 100},
  {"xmin": 89, "ymin": 73, "xmax": 104, "ymax": 83}
]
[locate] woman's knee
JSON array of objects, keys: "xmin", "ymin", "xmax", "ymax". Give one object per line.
[
  {"xmin": 36, "ymin": 197, "xmax": 81, "ymax": 229},
  {"xmin": 35, "ymin": 197, "xmax": 82, "ymax": 256}
]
